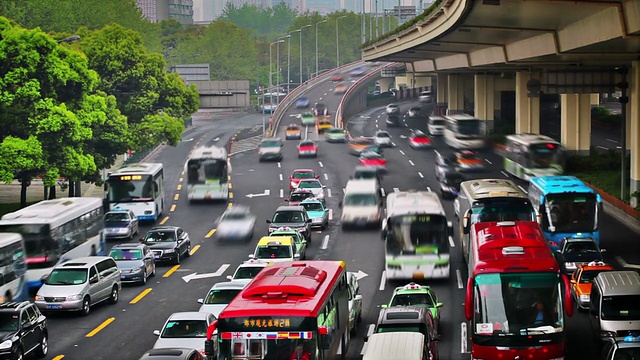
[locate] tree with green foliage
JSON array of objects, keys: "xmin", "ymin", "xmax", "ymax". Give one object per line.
[
  {"xmin": 80, "ymin": 24, "xmax": 199, "ymax": 150},
  {"xmin": 218, "ymin": 3, "xmax": 298, "ymax": 39},
  {"xmin": 0, "ymin": 17, "xmax": 111, "ymax": 205}
]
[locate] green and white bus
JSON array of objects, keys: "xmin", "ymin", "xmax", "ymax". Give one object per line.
[
  {"xmin": 185, "ymin": 145, "xmax": 231, "ymax": 202},
  {"xmin": 503, "ymin": 133, "xmax": 565, "ymax": 181},
  {"xmin": 381, "ymin": 190, "xmax": 453, "ymax": 281}
]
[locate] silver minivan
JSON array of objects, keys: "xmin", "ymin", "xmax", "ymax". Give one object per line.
[
  {"xmin": 589, "ymin": 271, "xmax": 640, "ymax": 339},
  {"xmin": 35, "ymin": 256, "xmax": 121, "ymax": 316}
]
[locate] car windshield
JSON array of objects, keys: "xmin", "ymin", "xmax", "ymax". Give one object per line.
[
  {"xmin": 293, "ymin": 172, "xmax": 315, "ymax": 179},
  {"xmin": 376, "ymin": 132, "xmax": 390, "ymax": 138},
  {"xmin": 204, "ymin": 289, "xmax": 242, "ymax": 305},
  {"xmin": 302, "ymin": 202, "xmax": 324, "ymax": 212},
  {"xmin": 287, "ymin": 125, "xmax": 299, "ymax": 130},
  {"xmin": 105, "ymin": 212, "xmax": 130, "ymax": 221},
  {"xmin": 261, "ymin": 140, "xmax": 281, "ymax": 147},
  {"xmin": 430, "ymin": 119, "xmax": 445, "ymax": 125},
  {"xmin": 299, "ymin": 142, "xmax": 314, "ymax": 147},
  {"xmin": 390, "ymin": 293, "xmax": 434, "ymax": 306},
  {"xmin": 344, "ymin": 194, "xmax": 377, "ymax": 206},
  {"xmin": 564, "ymin": 241, "xmax": 599, "ymax": 254},
  {"xmin": 298, "ymin": 181, "xmax": 321, "ymax": 189},
  {"xmin": 222, "ymin": 211, "xmax": 248, "ymax": 221},
  {"xmin": 362, "ymin": 153, "xmax": 382, "ymax": 160},
  {"xmin": 45, "ymin": 268, "xmax": 88, "ymax": 285},
  {"xmin": 413, "ymin": 133, "xmax": 428, "ymax": 139},
  {"xmin": 289, "ymin": 192, "xmax": 313, "ymax": 202},
  {"xmin": 0, "ymin": 313, "xmax": 19, "ymax": 331},
  {"xmin": 579, "ymin": 269, "xmax": 610, "ymax": 284},
  {"xmin": 233, "ymin": 266, "xmax": 264, "ymax": 280},
  {"xmin": 256, "ymin": 245, "xmax": 292, "ymax": 259},
  {"xmin": 109, "ymin": 248, "xmax": 143, "ymax": 260},
  {"xmin": 144, "ymin": 231, "xmax": 176, "ymax": 243},
  {"xmin": 161, "ymin": 320, "xmax": 208, "ymax": 338},
  {"xmin": 459, "ymin": 152, "xmax": 479, "ymax": 160},
  {"xmin": 272, "ymin": 211, "xmax": 304, "ymax": 223},
  {"xmin": 377, "ymin": 325, "xmax": 424, "ymax": 334},
  {"xmin": 328, "ymin": 129, "xmax": 344, "ymax": 134}
]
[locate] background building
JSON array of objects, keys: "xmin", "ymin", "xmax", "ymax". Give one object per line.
[{"xmin": 136, "ymin": 0, "xmax": 194, "ymax": 25}]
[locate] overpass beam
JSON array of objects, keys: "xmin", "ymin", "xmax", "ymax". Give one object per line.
[
  {"xmin": 474, "ymin": 74, "xmax": 495, "ymax": 134},
  {"xmin": 630, "ymin": 60, "xmax": 640, "ymax": 207},
  {"xmin": 515, "ymin": 71, "xmax": 540, "ymax": 133},
  {"xmin": 447, "ymin": 74, "xmax": 464, "ymax": 112},
  {"xmin": 560, "ymin": 94, "xmax": 591, "ymax": 156},
  {"xmin": 437, "ymin": 73, "xmax": 448, "ymax": 105}
]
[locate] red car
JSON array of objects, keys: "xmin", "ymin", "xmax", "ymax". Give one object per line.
[
  {"xmin": 409, "ymin": 130, "xmax": 432, "ymax": 149},
  {"xmin": 330, "ymin": 73, "xmax": 344, "ymax": 82},
  {"xmin": 285, "ymin": 189, "xmax": 315, "ymax": 206},
  {"xmin": 297, "ymin": 140, "xmax": 318, "ymax": 158},
  {"xmin": 359, "ymin": 151, "xmax": 387, "ymax": 173},
  {"xmin": 289, "ymin": 169, "xmax": 319, "ymax": 191}
]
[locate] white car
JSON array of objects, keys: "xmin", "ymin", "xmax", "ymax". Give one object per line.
[
  {"xmin": 419, "ymin": 90, "xmax": 433, "ymax": 103},
  {"xmin": 214, "ymin": 205, "xmax": 256, "ymax": 241},
  {"xmin": 197, "ymin": 281, "xmax": 247, "ymax": 318},
  {"xmin": 226, "ymin": 259, "xmax": 270, "ymax": 284},
  {"xmin": 385, "ymin": 104, "xmax": 400, "ymax": 114},
  {"xmin": 295, "ymin": 179, "xmax": 326, "ymax": 200},
  {"xmin": 347, "ymin": 272, "xmax": 363, "ymax": 334},
  {"xmin": 153, "ymin": 312, "xmax": 216, "ymax": 358},
  {"xmin": 374, "ymin": 131, "xmax": 393, "ymax": 147}
]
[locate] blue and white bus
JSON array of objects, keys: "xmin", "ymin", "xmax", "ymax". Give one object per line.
[
  {"xmin": 106, "ymin": 163, "xmax": 165, "ymax": 221},
  {"xmin": 527, "ymin": 176, "xmax": 602, "ymax": 250},
  {"xmin": 0, "ymin": 197, "xmax": 107, "ymax": 294},
  {"xmin": 0, "ymin": 233, "xmax": 27, "ymax": 303}
]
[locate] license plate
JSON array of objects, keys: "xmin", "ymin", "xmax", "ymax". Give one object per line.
[
  {"xmin": 154, "ymin": 255, "xmax": 160, "ymax": 259},
  {"xmin": 47, "ymin": 304, "xmax": 62, "ymax": 309},
  {"xmin": 121, "ymin": 275, "xmax": 126, "ymax": 279}
]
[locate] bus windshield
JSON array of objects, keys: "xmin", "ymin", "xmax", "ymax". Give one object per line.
[
  {"xmin": 473, "ymin": 273, "xmax": 563, "ymax": 337},
  {"xmin": 527, "ymin": 143, "xmax": 563, "ymax": 168},
  {"xmin": 470, "ymin": 198, "xmax": 535, "ymax": 224},
  {"xmin": 386, "ymin": 215, "xmax": 448, "ymax": 255},
  {"xmin": 187, "ymin": 159, "xmax": 226, "ymax": 185},
  {"xmin": 542, "ymin": 193, "xmax": 597, "ymax": 233},
  {"xmin": 107, "ymin": 174, "xmax": 154, "ymax": 202},
  {"xmin": 455, "ymin": 120, "xmax": 483, "ymax": 139}
]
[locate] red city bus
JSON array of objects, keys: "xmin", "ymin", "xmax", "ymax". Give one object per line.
[
  {"xmin": 206, "ymin": 260, "xmax": 350, "ymax": 360},
  {"xmin": 464, "ymin": 221, "xmax": 574, "ymax": 360}
]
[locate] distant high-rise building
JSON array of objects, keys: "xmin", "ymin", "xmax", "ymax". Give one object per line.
[
  {"xmin": 193, "ymin": 0, "xmax": 215, "ymax": 22},
  {"xmin": 136, "ymin": 0, "xmax": 194, "ymax": 25}
]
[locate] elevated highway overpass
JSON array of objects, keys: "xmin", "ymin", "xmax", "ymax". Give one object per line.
[{"xmin": 361, "ymin": 0, "xmax": 640, "ymax": 202}]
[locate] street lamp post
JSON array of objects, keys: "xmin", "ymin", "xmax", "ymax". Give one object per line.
[
  {"xmin": 57, "ymin": 35, "xmax": 81, "ymax": 44},
  {"xmin": 277, "ymin": 35, "xmax": 291, "ymax": 95},
  {"xmin": 299, "ymin": 25, "xmax": 311, "ymax": 85},
  {"xmin": 361, "ymin": 0, "xmax": 366, "ymax": 43},
  {"xmin": 289, "ymin": 30, "xmax": 301, "ymax": 90},
  {"xmin": 287, "ymin": 34, "xmax": 292, "ymax": 93},
  {"xmin": 315, "ymin": 20, "xmax": 327, "ymax": 78},
  {"xmin": 269, "ymin": 40, "xmax": 285, "ymax": 129},
  {"xmin": 336, "ymin": 16, "xmax": 347, "ymax": 67}
]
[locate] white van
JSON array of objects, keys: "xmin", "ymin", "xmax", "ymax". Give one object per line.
[
  {"xmin": 362, "ymin": 332, "xmax": 429, "ymax": 360},
  {"xmin": 589, "ymin": 271, "xmax": 640, "ymax": 339},
  {"xmin": 427, "ymin": 116, "xmax": 446, "ymax": 136},
  {"xmin": 340, "ymin": 180, "xmax": 382, "ymax": 229}
]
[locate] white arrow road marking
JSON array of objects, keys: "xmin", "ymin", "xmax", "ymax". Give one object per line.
[
  {"xmin": 181, "ymin": 138, "xmax": 194, "ymax": 142},
  {"xmin": 246, "ymin": 190, "xmax": 271, "ymax": 198},
  {"xmin": 321, "ymin": 235, "xmax": 330, "ymax": 249},
  {"xmin": 182, "ymin": 264, "xmax": 230, "ymax": 283},
  {"xmin": 353, "ymin": 270, "xmax": 368, "ymax": 280}
]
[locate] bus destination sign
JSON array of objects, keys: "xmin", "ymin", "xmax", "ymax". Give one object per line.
[
  {"xmin": 119, "ymin": 175, "xmax": 143, "ymax": 181},
  {"xmin": 244, "ymin": 318, "xmax": 290, "ymax": 329}
]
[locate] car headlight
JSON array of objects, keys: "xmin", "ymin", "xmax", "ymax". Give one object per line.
[
  {"xmin": 290, "ymin": 181, "xmax": 297, "ymax": 188},
  {"xmin": 118, "ymin": 228, "xmax": 129, "ymax": 233},
  {"xmin": 565, "ymin": 262, "xmax": 576, "ymax": 270},
  {"xmin": 35, "ymin": 295, "xmax": 44, "ymax": 301},
  {"xmin": 579, "ymin": 294, "xmax": 590, "ymax": 302},
  {"xmin": 317, "ymin": 192, "xmax": 325, "ymax": 198},
  {"xmin": 314, "ymin": 218, "xmax": 323, "ymax": 222},
  {"xmin": 66, "ymin": 294, "xmax": 82, "ymax": 301},
  {"xmin": 0, "ymin": 340, "xmax": 12, "ymax": 350},
  {"xmin": 165, "ymin": 249, "xmax": 175, "ymax": 254}
]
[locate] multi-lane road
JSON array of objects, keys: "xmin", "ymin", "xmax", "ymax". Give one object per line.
[{"xmin": 45, "ymin": 64, "xmax": 640, "ymax": 360}]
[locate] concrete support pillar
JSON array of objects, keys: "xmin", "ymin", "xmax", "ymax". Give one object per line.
[
  {"xmin": 560, "ymin": 94, "xmax": 592, "ymax": 156},
  {"xmin": 630, "ymin": 60, "xmax": 640, "ymax": 206},
  {"xmin": 447, "ymin": 74, "xmax": 464, "ymax": 112},
  {"xmin": 474, "ymin": 74, "xmax": 495, "ymax": 134},
  {"xmin": 437, "ymin": 73, "xmax": 447, "ymax": 104},
  {"xmin": 590, "ymin": 94, "xmax": 599, "ymax": 106},
  {"xmin": 515, "ymin": 71, "xmax": 540, "ymax": 133}
]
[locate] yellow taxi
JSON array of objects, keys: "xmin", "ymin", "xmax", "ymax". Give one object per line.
[
  {"xmin": 316, "ymin": 120, "xmax": 333, "ymax": 134},
  {"xmin": 250, "ymin": 236, "xmax": 298, "ymax": 262},
  {"xmin": 570, "ymin": 261, "xmax": 615, "ymax": 310},
  {"xmin": 347, "ymin": 137, "xmax": 374, "ymax": 155},
  {"xmin": 285, "ymin": 124, "xmax": 302, "ymax": 140}
]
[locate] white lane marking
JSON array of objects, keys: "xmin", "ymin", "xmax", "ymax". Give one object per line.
[
  {"xmin": 391, "ymin": 142, "xmax": 396, "ymax": 147},
  {"xmin": 485, "ymin": 159, "xmax": 492, "ymax": 165},
  {"xmin": 405, "ymin": 124, "xmax": 409, "ymax": 127},
  {"xmin": 277, "ymin": 162, "xmax": 281, "ymax": 168},
  {"xmin": 318, "ymin": 161, "xmax": 324, "ymax": 168},
  {"xmin": 461, "ymin": 323, "xmax": 468, "ymax": 353},
  {"xmin": 279, "ymin": 189, "xmax": 284, "ymax": 198},
  {"xmin": 456, "ymin": 269, "xmax": 463, "ymax": 289},
  {"xmin": 328, "ymin": 209, "xmax": 333, "ymax": 220},
  {"xmin": 399, "ymin": 150, "xmax": 405, "ymax": 155},
  {"xmin": 376, "ymin": 118, "xmax": 378, "ymax": 122},
  {"xmin": 375, "ymin": 124, "xmax": 379, "ymax": 128},
  {"xmin": 418, "ymin": 172, "xmax": 424, "ymax": 178},
  {"xmin": 409, "ymin": 160, "xmax": 415, "ymax": 166},
  {"xmin": 393, "ymin": 187, "xmax": 399, "ymax": 193},
  {"xmin": 518, "ymin": 185, "xmax": 528, "ymax": 194},
  {"xmin": 279, "ymin": 174, "xmax": 283, "ymax": 181},
  {"xmin": 427, "ymin": 186, "xmax": 431, "ymax": 192},
  {"xmin": 500, "ymin": 170, "xmax": 509, "ymax": 177},
  {"xmin": 323, "ymin": 92, "xmax": 327, "ymax": 96},
  {"xmin": 449, "ymin": 235, "xmax": 455, "ymax": 248},
  {"xmin": 321, "ymin": 235, "xmax": 330, "ymax": 250},
  {"xmin": 379, "ymin": 271, "xmax": 386, "ymax": 291},
  {"xmin": 324, "ymin": 173, "xmax": 328, "ymax": 180},
  {"xmin": 606, "ymin": 138, "xmax": 618, "ymax": 143},
  {"xmin": 327, "ymin": 188, "xmax": 332, "ymax": 198},
  {"xmin": 380, "ymin": 188, "xmax": 386, "ymax": 197},
  {"xmin": 597, "ymin": 146, "xmax": 609, "ymax": 150}
]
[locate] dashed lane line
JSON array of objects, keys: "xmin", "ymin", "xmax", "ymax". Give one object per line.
[
  {"xmin": 86, "ymin": 317, "xmax": 115, "ymax": 337},
  {"xmin": 321, "ymin": 235, "xmax": 330, "ymax": 250},
  {"xmin": 130, "ymin": 288, "xmax": 153, "ymax": 304},
  {"xmin": 189, "ymin": 245, "xmax": 201, "ymax": 256},
  {"xmin": 205, "ymin": 229, "xmax": 216, "ymax": 238},
  {"xmin": 379, "ymin": 271, "xmax": 386, "ymax": 291},
  {"xmin": 418, "ymin": 172, "xmax": 424, "ymax": 178},
  {"xmin": 163, "ymin": 265, "xmax": 180, "ymax": 278}
]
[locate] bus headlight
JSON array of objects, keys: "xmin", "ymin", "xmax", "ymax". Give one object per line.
[
  {"xmin": 34, "ymin": 295, "xmax": 44, "ymax": 301},
  {"xmin": 66, "ymin": 294, "xmax": 82, "ymax": 301},
  {"xmin": 0, "ymin": 340, "xmax": 12, "ymax": 350}
]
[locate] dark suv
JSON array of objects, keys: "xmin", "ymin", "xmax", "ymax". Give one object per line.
[
  {"xmin": 141, "ymin": 226, "xmax": 192, "ymax": 265},
  {"xmin": 266, "ymin": 206, "xmax": 312, "ymax": 241},
  {"xmin": 0, "ymin": 302, "xmax": 48, "ymax": 359}
]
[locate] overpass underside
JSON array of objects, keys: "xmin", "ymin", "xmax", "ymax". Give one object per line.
[{"xmin": 362, "ymin": 0, "xmax": 640, "ymax": 202}]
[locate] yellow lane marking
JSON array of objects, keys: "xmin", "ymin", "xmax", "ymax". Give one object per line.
[
  {"xmin": 159, "ymin": 216, "xmax": 169, "ymax": 225},
  {"xmin": 163, "ymin": 265, "xmax": 180, "ymax": 278},
  {"xmin": 228, "ymin": 183, "xmax": 233, "ymax": 189},
  {"xmin": 177, "ymin": 184, "xmax": 182, "ymax": 190},
  {"xmin": 228, "ymin": 175, "xmax": 231, "ymax": 181},
  {"xmin": 86, "ymin": 317, "xmax": 115, "ymax": 337},
  {"xmin": 179, "ymin": 177, "xmax": 183, "ymax": 182},
  {"xmin": 227, "ymin": 203, "xmax": 233, "ymax": 208},
  {"xmin": 174, "ymin": 194, "xmax": 179, "ymax": 201},
  {"xmin": 130, "ymin": 288, "xmax": 152, "ymax": 304},
  {"xmin": 53, "ymin": 356, "xmax": 64, "ymax": 360},
  {"xmin": 227, "ymin": 158, "xmax": 231, "ymax": 162},
  {"xmin": 190, "ymin": 245, "xmax": 200, "ymax": 256},
  {"xmin": 229, "ymin": 192, "xmax": 234, "ymax": 199},
  {"xmin": 205, "ymin": 229, "xmax": 216, "ymax": 238},
  {"xmin": 181, "ymin": 170, "xmax": 184, "ymax": 175},
  {"xmin": 170, "ymin": 204, "xmax": 176, "ymax": 212}
]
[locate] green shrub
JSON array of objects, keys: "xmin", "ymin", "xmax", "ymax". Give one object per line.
[{"xmin": 565, "ymin": 148, "xmax": 624, "ymax": 172}]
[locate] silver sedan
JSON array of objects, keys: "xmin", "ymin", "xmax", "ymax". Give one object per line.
[{"xmin": 214, "ymin": 206, "xmax": 256, "ymax": 241}]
